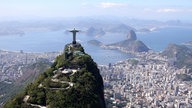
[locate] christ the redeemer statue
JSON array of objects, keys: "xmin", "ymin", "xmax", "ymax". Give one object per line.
[{"xmin": 70, "ymin": 28, "xmax": 79, "ymax": 44}]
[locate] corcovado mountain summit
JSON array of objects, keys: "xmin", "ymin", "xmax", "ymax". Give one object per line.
[{"xmin": 4, "ymin": 28, "xmax": 106, "ymax": 108}]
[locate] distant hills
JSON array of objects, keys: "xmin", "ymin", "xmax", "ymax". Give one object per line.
[
  {"xmin": 0, "ymin": 17, "xmax": 191, "ymax": 37},
  {"xmin": 107, "ymin": 24, "xmax": 136, "ymax": 33},
  {"xmin": 85, "ymin": 24, "xmax": 136, "ymax": 37},
  {"xmin": 86, "ymin": 27, "xmax": 105, "ymax": 37},
  {"xmin": 4, "ymin": 43, "xmax": 106, "ymax": 108},
  {"xmin": 162, "ymin": 44, "xmax": 192, "ymax": 69}
]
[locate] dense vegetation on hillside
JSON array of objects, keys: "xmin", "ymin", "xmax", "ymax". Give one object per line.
[
  {"xmin": 162, "ymin": 44, "xmax": 192, "ymax": 69},
  {"xmin": 4, "ymin": 43, "xmax": 105, "ymax": 108}
]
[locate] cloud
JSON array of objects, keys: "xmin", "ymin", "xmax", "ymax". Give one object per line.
[
  {"xmin": 157, "ymin": 8, "xmax": 180, "ymax": 13},
  {"xmin": 99, "ymin": 2, "xmax": 127, "ymax": 8}
]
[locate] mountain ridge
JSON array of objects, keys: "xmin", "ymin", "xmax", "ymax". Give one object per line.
[
  {"xmin": 162, "ymin": 43, "xmax": 192, "ymax": 69},
  {"xmin": 4, "ymin": 43, "xmax": 106, "ymax": 108}
]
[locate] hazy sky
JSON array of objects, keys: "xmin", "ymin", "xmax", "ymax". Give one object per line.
[{"xmin": 0, "ymin": 0, "xmax": 192, "ymax": 21}]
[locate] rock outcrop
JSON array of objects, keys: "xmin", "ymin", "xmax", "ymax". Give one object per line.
[
  {"xmin": 127, "ymin": 30, "xmax": 137, "ymax": 40},
  {"xmin": 105, "ymin": 30, "xmax": 149, "ymax": 52}
]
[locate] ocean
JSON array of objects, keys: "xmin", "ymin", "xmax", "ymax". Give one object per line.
[
  {"xmin": 0, "ymin": 26, "xmax": 192, "ymax": 65},
  {"xmin": 137, "ymin": 26, "xmax": 192, "ymax": 51}
]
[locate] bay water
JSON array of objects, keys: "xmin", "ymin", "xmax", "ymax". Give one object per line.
[{"xmin": 0, "ymin": 26, "xmax": 192, "ymax": 64}]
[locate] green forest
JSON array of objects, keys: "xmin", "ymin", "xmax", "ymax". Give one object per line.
[{"xmin": 4, "ymin": 43, "xmax": 105, "ymax": 108}]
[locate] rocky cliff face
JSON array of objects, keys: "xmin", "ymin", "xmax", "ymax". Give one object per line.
[
  {"xmin": 4, "ymin": 43, "xmax": 106, "ymax": 108},
  {"xmin": 127, "ymin": 30, "xmax": 137, "ymax": 40}
]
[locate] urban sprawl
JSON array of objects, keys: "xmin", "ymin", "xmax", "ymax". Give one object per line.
[{"xmin": 0, "ymin": 50, "xmax": 191, "ymax": 108}]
